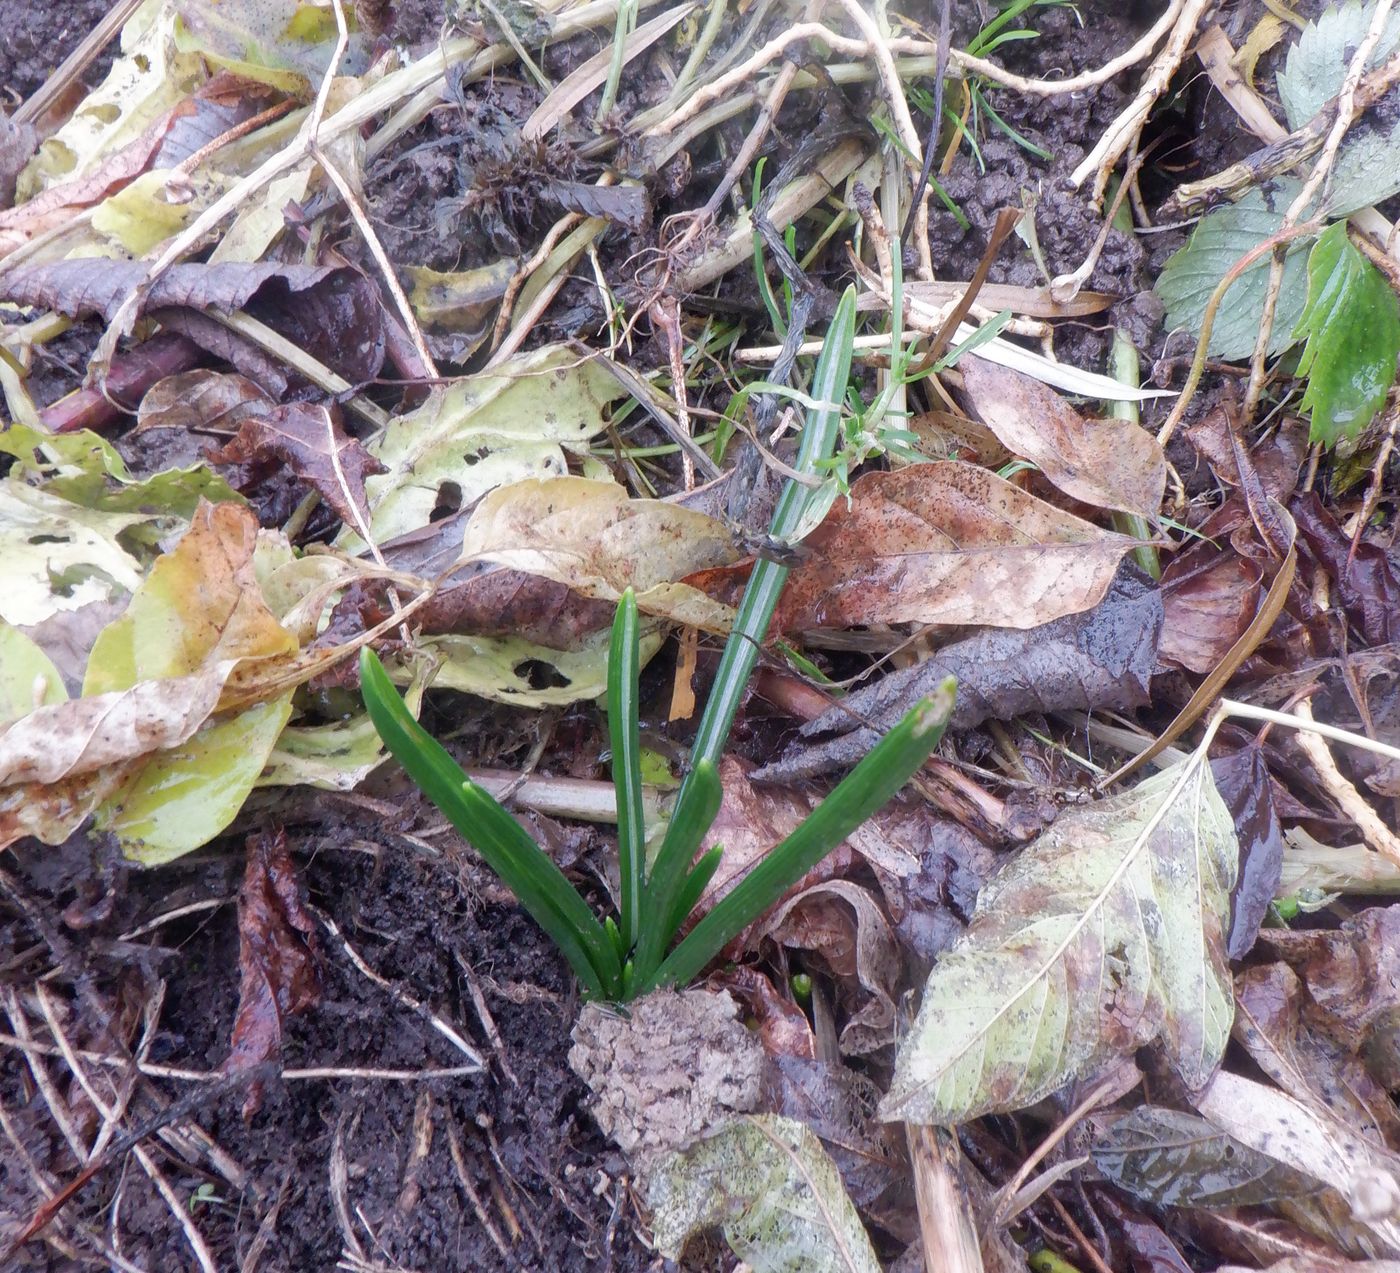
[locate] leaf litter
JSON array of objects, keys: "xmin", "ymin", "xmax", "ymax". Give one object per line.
[{"xmin": 3, "ymin": 0, "xmax": 1400, "ymax": 1269}]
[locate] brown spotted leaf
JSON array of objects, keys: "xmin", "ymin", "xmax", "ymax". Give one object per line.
[
  {"xmin": 767, "ymin": 463, "xmax": 1141, "ymax": 632},
  {"xmin": 960, "ymin": 356, "xmax": 1167, "ymax": 517}
]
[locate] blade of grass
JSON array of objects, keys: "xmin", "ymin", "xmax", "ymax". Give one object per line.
[
  {"xmin": 666, "ymin": 843, "xmax": 724, "ymax": 937},
  {"xmin": 360, "ymin": 649, "xmax": 621, "ymax": 998},
  {"xmin": 609, "ymin": 589, "xmax": 645, "ymax": 950},
  {"xmin": 645, "ymin": 681, "xmax": 957, "ymax": 991},
  {"xmin": 632, "ymin": 286, "xmax": 859, "ymax": 983},
  {"xmin": 634, "ymin": 758, "xmax": 724, "ymax": 975}
]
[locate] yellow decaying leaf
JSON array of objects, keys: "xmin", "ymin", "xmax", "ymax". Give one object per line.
[
  {"xmin": 459, "ymin": 476, "xmax": 741, "ymax": 631},
  {"xmin": 881, "ymin": 750, "xmax": 1238, "ymax": 1125},
  {"xmin": 77, "ymin": 500, "xmax": 299, "ymax": 862}
]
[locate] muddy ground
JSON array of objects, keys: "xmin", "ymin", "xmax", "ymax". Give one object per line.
[{"xmin": 0, "ymin": 1, "xmax": 1258, "ymax": 1269}]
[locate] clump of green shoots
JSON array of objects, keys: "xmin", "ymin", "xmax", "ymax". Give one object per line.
[{"xmin": 359, "ymin": 289, "xmax": 956, "ymax": 1001}]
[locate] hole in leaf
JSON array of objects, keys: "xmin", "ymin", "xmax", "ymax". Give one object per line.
[{"xmin": 513, "ymin": 660, "xmax": 570, "ymax": 691}]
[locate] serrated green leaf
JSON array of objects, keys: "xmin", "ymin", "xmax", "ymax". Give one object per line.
[
  {"xmin": 649, "ymin": 1115, "xmax": 881, "ymax": 1273},
  {"xmin": 1278, "ymin": 1, "xmax": 1400, "ymax": 128},
  {"xmin": 1156, "ymin": 185, "xmax": 1312, "ymax": 360},
  {"xmin": 1277, "ymin": 1, "xmax": 1400, "ymax": 216},
  {"xmin": 880, "ymin": 752, "xmax": 1238, "ymax": 1125},
  {"xmin": 1293, "ymin": 221, "xmax": 1400, "ymax": 448}
]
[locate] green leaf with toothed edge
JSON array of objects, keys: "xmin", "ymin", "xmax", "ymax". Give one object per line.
[{"xmin": 1292, "ymin": 220, "xmax": 1400, "ymax": 449}]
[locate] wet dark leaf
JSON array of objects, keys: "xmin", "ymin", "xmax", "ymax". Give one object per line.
[
  {"xmin": 136, "ymin": 369, "xmax": 273, "ymax": 436},
  {"xmin": 1093, "ymin": 1107, "xmax": 1321, "ymax": 1209},
  {"xmin": 0, "ymin": 260, "xmax": 385, "ymax": 388},
  {"xmin": 541, "ymin": 178, "xmax": 649, "ymax": 230},
  {"xmin": 1184, "ymin": 407, "xmax": 1305, "ymax": 499},
  {"xmin": 1291, "ymin": 492, "xmax": 1400, "ymax": 646},
  {"xmin": 1160, "ymin": 545, "xmax": 1262, "ymax": 674},
  {"xmin": 1090, "ymin": 1187, "xmax": 1195, "ymax": 1273},
  {"xmin": 1254, "ymin": 908, "xmax": 1400, "ymax": 1056},
  {"xmin": 756, "ymin": 570, "xmax": 1161, "ymax": 781},
  {"xmin": 1212, "ymin": 745, "xmax": 1284, "ymax": 959},
  {"xmin": 1235, "ymin": 962, "xmax": 1400, "ymax": 1149},
  {"xmin": 208, "ymin": 402, "xmax": 386, "ymax": 527},
  {"xmin": 226, "ymin": 830, "xmax": 321, "ymax": 1118}
]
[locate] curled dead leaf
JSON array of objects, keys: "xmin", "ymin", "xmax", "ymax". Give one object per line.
[{"xmin": 960, "ymin": 356, "xmax": 1167, "ymax": 517}]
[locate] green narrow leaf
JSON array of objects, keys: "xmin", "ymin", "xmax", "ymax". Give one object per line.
[
  {"xmin": 647, "ymin": 682, "xmax": 956, "ymax": 993},
  {"xmin": 666, "ymin": 844, "xmax": 724, "ymax": 938},
  {"xmin": 1292, "ymin": 220, "xmax": 1400, "ymax": 449},
  {"xmin": 359, "ymin": 648, "xmax": 620, "ymax": 997},
  {"xmin": 649, "ymin": 1114, "xmax": 882, "ymax": 1273},
  {"xmin": 880, "ymin": 748, "xmax": 1238, "ymax": 1126},
  {"xmin": 609, "ymin": 589, "xmax": 645, "ymax": 950},
  {"xmin": 634, "ymin": 758, "xmax": 723, "ymax": 980},
  {"xmin": 635, "ymin": 288, "xmax": 859, "ymax": 984}
]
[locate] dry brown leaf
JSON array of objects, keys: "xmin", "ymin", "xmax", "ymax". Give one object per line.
[
  {"xmin": 0, "ymin": 661, "xmax": 236, "ymax": 786},
  {"xmin": 762, "ymin": 462, "xmax": 1140, "ymax": 631},
  {"xmin": 959, "ymin": 356, "xmax": 1166, "ymax": 517}
]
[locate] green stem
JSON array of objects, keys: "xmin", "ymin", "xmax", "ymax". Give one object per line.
[{"xmin": 632, "ymin": 287, "xmax": 859, "ymax": 984}]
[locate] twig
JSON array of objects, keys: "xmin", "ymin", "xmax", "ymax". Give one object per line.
[
  {"xmin": 446, "ymin": 1119, "xmax": 515, "ymax": 1263},
  {"xmin": 1344, "ymin": 399, "xmax": 1399, "ymax": 568},
  {"xmin": 830, "ymin": 0, "xmax": 929, "ymax": 275},
  {"xmin": 991, "ymin": 1080, "xmax": 1113, "ymax": 1227},
  {"xmin": 1069, "ymin": 0, "xmax": 1213, "ymax": 203},
  {"xmin": 13, "ymin": 0, "xmax": 145, "ymax": 126},
  {"xmin": 905, "ymin": 1123, "xmax": 983, "ymax": 1273},
  {"xmin": 455, "ymin": 953, "xmax": 519, "ymax": 1087},
  {"xmin": 315, "ymin": 911, "xmax": 485, "ymax": 1070},
  {"xmin": 1280, "ymin": 699, "xmax": 1400, "ymax": 867},
  {"xmin": 648, "ymin": 5, "xmax": 1187, "ymax": 142}
]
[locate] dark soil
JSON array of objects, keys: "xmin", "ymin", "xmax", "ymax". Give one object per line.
[
  {"xmin": 1, "ymin": 801, "xmax": 653, "ymax": 1272},
  {"xmin": 0, "ymin": 0, "xmax": 115, "ymax": 105}
]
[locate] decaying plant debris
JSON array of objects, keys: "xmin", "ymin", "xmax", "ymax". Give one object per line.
[{"xmin": 5, "ymin": 0, "xmax": 1400, "ymax": 1269}]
